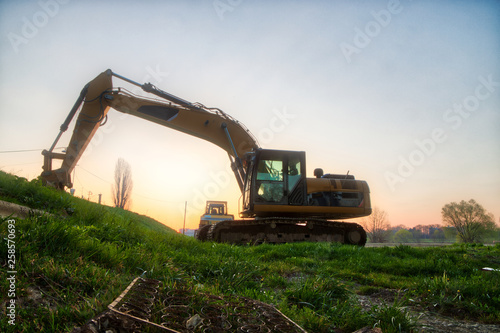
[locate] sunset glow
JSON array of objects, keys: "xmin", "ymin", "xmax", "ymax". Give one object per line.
[{"xmin": 1, "ymin": 1, "xmax": 499, "ymax": 232}]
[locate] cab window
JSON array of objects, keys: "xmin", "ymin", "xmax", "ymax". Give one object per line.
[
  {"xmin": 256, "ymin": 160, "xmax": 283, "ymax": 181},
  {"xmin": 256, "ymin": 159, "xmax": 284, "ymax": 202}
]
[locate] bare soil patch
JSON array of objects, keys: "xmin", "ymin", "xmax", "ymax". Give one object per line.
[{"xmin": 356, "ymin": 288, "xmax": 500, "ymax": 333}]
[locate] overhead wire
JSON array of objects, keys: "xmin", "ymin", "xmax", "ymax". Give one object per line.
[
  {"xmin": 76, "ymin": 165, "xmax": 183, "ymax": 204},
  {"xmin": 0, "ymin": 161, "xmax": 40, "ymax": 168},
  {"xmin": 0, "ymin": 149, "xmax": 183, "ymax": 204},
  {"xmin": 76, "ymin": 165, "xmax": 112, "ymax": 184},
  {"xmin": 0, "ymin": 149, "xmax": 44, "ymax": 153},
  {"xmin": 0, "ymin": 147, "xmax": 65, "ymax": 154}
]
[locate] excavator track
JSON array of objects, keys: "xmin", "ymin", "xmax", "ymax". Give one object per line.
[{"xmin": 197, "ymin": 218, "xmax": 366, "ymax": 246}]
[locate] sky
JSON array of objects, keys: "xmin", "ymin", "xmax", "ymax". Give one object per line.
[{"xmin": 0, "ymin": 0, "xmax": 499, "ymax": 232}]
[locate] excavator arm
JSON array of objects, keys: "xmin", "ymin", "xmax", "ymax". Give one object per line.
[{"xmin": 41, "ymin": 70, "xmax": 259, "ymax": 190}]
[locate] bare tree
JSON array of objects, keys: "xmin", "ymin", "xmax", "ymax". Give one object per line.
[
  {"xmin": 112, "ymin": 158, "xmax": 133, "ymax": 209},
  {"xmin": 441, "ymin": 199, "xmax": 495, "ymax": 243},
  {"xmin": 362, "ymin": 207, "xmax": 391, "ymax": 243}
]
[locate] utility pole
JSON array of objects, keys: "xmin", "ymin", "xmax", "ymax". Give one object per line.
[
  {"xmin": 98, "ymin": 194, "xmax": 102, "ymax": 204},
  {"xmin": 183, "ymin": 201, "xmax": 187, "ymax": 235}
]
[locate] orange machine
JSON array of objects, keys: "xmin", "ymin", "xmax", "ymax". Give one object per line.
[
  {"xmin": 195, "ymin": 201, "xmax": 235, "ymax": 240},
  {"xmin": 42, "ymin": 70, "xmax": 371, "ymax": 245}
]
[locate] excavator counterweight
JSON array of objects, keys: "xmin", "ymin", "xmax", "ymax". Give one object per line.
[{"xmin": 41, "ymin": 70, "xmax": 371, "ymax": 246}]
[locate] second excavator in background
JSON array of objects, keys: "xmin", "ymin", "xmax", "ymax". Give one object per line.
[
  {"xmin": 41, "ymin": 69, "xmax": 371, "ymax": 245},
  {"xmin": 196, "ymin": 201, "xmax": 235, "ymax": 240}
]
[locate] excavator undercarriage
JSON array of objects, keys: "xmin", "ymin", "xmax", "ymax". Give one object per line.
[{"xmin": 196, "ymin": 218, "xmax": 367, "ymax": 245}]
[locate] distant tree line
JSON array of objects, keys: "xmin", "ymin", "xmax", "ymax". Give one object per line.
[{"xmin": 363, "ymin": 200, "xmax": 499, "ymax": 244}]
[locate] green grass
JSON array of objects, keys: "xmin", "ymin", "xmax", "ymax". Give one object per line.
[{"xmin": 0, "ymin": 170, "xmax": 499, "ymax": 332}]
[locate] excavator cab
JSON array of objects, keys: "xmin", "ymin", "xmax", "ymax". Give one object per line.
[
  {"xmin": 242, "ymin": 149, "xmax": 306, "ymax": 215},
  {"xmin": 241, "ymin": 149, "xmax": 371, "ymax": 220}
]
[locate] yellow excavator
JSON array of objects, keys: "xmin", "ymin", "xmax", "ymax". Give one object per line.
[
  {"xmin": 41, "ymin": 70, "xmax": 371, "ymax": 245},
  {"xmin": 196, "ymin": 201, "xmax": 235, "ymax": 239}
]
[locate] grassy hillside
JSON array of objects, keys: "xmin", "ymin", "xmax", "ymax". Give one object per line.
[{"xmin": 1, "ymin": 171, "xmax": 499, "ymax": 332}]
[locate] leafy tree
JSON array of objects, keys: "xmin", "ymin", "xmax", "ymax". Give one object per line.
[
  {"xmin": 431, "ymin": 229, "xmax": 445, "ymax": 243},
  {"xmin": 362, "ymin": 207, "xmax": 391, "ymax": 243},
  {"xmin": 441, "ymin": 199, "xmax": 495, "ymax": 243},
  {"xmin": 415, "ymin": 225, "xmax": 430, "ymax": 239},
  {"xmin": 394, "ymin": 229, "xmax": 413, "ymax": 243},
  {"xmin": 112, "ymin": 158, "xmax": 133, "ymax": 209},
  {"xmin": 408, "ymin": 227, "xmax": 424, "ymax": 243},
  {"xmin": 392, "ymin": 224, "xmax": 407, "ymax": 232},
  {"xmin": 442, "ymin": 226, "xmax": 458, "ymax": 242}
]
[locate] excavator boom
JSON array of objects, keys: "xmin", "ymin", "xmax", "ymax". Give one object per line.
[{"xmin": 42, "ymin": 70, "xmax": 258, "ymax": 190}]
